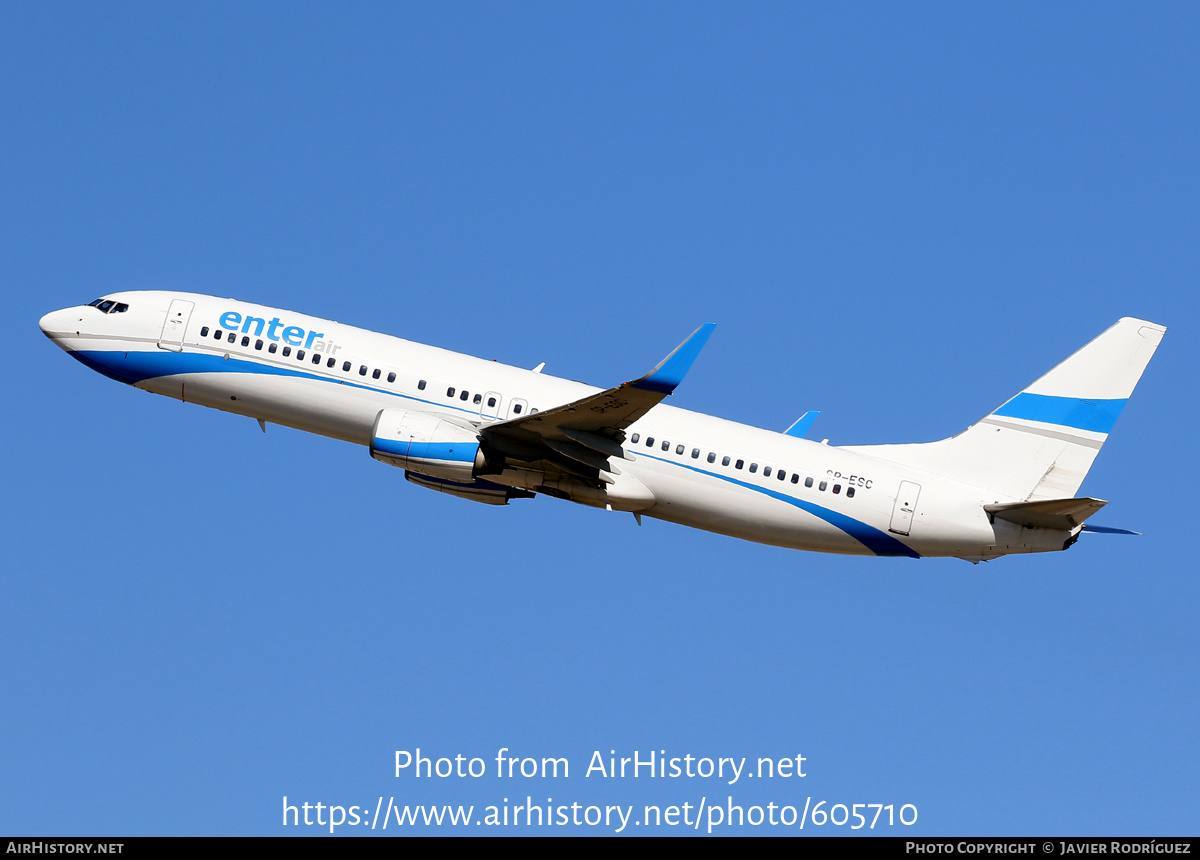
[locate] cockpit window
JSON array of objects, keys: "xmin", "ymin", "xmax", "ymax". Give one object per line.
[{"xmin": 87, "ymin": 299, "xmax": 129, "ymax": 314}]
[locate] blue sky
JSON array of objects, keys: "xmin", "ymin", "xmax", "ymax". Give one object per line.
[{"xmin": 2, "ymin": 3, "xmax": 1197, "ymax": 835}]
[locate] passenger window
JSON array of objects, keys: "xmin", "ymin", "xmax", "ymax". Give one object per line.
[
  {"xmin": 269, "ymin": 343, "xmax": 277, "ymax": 354},
  {"xmin": 819, "ymin": 481, "xmax": 827, "ymax": 491},
  {"xmin": 661, "ymin": 441, "xmax": 670, "ymax": 451},
  {"xmin": 359, "ymin": 365, "xmax": 368, "ymax": 376},
  {"xmin": 312, "ymin": 354, "xmax": 321, "ymax": 364},
  {"xmin": 676, "ymin": 444, "xmax": 684, "ymax": 455},
  {"xmin": 749, "ymin": 463, "xmax": 758, "ymax": 473},
  {"xmin": 805, "ymin": 477, "xmax": 813, "ymax": 488},
  {"xmin": 847, "ymin": 486, "xmax": 856, "ymax": 498},
  {"xmin": 228, "ymin": 333, "xmax": 236, "ymax": 343},
  {"xmin": 373, "ymin": 369, "xmax": 381, "ymax": 380},
  {"xmin": 282, "ymin": 346, "xmax": 292, "ymax": 357},
  {"xmin": 241, "ymin": 336, "xmax": 250, "ymax": 347},
  {"xmin": 631, "ymin": 433, "xmax": 640, "ymax": 443},
  {"xmin": 646, "ymin": 437, "xmax": 654, "ymax": 447},
  {"xmin": 735, "ymin": 459, "xmax": 744, "ymax": 470},
  {"xmin": 447, "ymin": 387, "xmax": 455, "ymax": 397},
  {"xmin": 214, "ymin": 329, "xmax": 223, "ymax": 339},
  {"xmin": 487, "ymin": 396, "xmax": 496, "ymax": 407},
  {"xmin": 763, "ymin": 466, "xmax": 772, "ymax": 477},
  {"xmin": 707, "ymin": 452, "xmax": 716, "ymax": 463},
  {"xmin": 833, "ymin": 484, "xmax": 841, "ymax": 494},
  {"xmin": 297, "ymin": 350, "xmax": 305, "ymax": 360},
  {"xmin": 417, "ymin": 379, "xmax": 426, "ymax": 390},
  {"xmin": 791, "ymin": 474, "xmax": 799, "ymax": 484},
  {"xmin": 691, "ymin": 448, "xmax": 700, "ymax": 459},
  {"xmin": 201, "ymin": 326, "xmax": 209, "ymax": 337},
  {"xmin": 326, "ymin": 357, "xmax": 335, "ymax": 367},
  {"xmin": 777, "ymin": 470, "xmax": 786, "ymax": 481},
  {"xmin": 460, "ymin": 390, "xmax": 469, "ymax": 401},
  {"xmin": 343, "ymin": 361, "xmax": 351, "ymax": 372},
  {"xmin": 256, "ymin": 340, "xmax": 264, "ymax": 350},
  {"xmin": 388, "ymin": 372, "xmax": 396, "ymax": 383},
  {"xmin": 513, "ymin": 404, "xmax": 523, "ymax": 414},
  {"xmin": 722, "ymin": 456, "xmax": 730, "ymax": 466},
  {"xmin": 473, "ymin": 393, "xmax": 482, "ymax": 404}
]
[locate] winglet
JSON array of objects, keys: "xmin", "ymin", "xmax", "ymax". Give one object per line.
[
  {"xmin": 784, "ymin": 411, "xmax": 820, "ymax": 438},
  {"xmin": 630, "ymin": 323, "xmax": 716, "ymax": 395}
]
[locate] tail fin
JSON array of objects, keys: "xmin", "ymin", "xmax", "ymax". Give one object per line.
[{"xmin": 843, "ymin": 318, "xmax": 1166, "ymax": 501}]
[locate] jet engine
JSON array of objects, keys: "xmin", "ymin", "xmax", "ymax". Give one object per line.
[{"xmin": 370, "ymin": 408, "xmax": 485, "ymax": 482}]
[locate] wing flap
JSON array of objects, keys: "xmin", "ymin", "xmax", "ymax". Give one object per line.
[{"xmin": 546, "ymin": 438, "xmax": 621, "ymax": 475}]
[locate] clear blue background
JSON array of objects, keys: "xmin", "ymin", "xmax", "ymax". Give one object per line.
[{"xmin": 2, "ymin": 2, "xmax": 1196, "ymax": 835}]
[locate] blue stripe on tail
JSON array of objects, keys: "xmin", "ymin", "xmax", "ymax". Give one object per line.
[{"xmin": 992, "ymin": 393, "xmax": 1126, "ymax": 434}]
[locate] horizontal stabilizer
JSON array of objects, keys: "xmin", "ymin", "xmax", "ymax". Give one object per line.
[
  {"xmin": 1081, "ymin": 524, "xmax": 1141, "ymax": 536},
  {"xmin": 984, "ymin": 497, "xmax": 1107, "ymax": 531},
  {"xmin": 784, "ymin": 411, "xmax": 820, "ymax": 438}
]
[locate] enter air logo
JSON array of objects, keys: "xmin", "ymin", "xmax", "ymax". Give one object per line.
[{"xmin": 218, "ymin": 310, "xmax": 340, "ymax": 354}]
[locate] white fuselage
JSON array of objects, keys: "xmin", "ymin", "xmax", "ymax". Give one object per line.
[{"xmin": 39, "ymin": 290, "xmax": 1075, "ymax": 561}]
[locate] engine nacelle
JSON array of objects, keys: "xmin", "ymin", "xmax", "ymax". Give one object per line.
[{"xmin": 370, "ymin": 408, "xmax": 484, "ymax": 482}]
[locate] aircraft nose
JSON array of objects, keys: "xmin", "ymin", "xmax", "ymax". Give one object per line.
[{"xmin": 39, "ymin": 309, "xmax": 77, "ymax": 339}]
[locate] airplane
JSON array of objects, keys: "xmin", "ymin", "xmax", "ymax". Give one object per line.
[{"xmin": 38, "ymin": 292, "xmax": 1165, "ymax": 562}]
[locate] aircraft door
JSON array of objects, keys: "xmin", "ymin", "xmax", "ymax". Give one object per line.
[
  {"xmin": 481, "ymin": 391, "xmax": 502, "ymax": 420},
  {"xmin": 889, "ymin": 481, "xmax": 921, "ymax": 536},
  {"xmin": 158, "ymin": 299, "xmax": 195, "ymax": 352}
]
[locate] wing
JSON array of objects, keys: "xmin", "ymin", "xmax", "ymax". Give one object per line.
[{"xmin": 481, "ymin": 323, "xmax": 715, "ymax": 481}]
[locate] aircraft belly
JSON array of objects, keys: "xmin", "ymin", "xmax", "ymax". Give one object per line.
[
  {"xmin": 142, "ymin": 372, "xmax": 385, "ymax": 445},
  {"xmin": 634, "ymin": 463, "xmax": 873, "ymax": 554}
]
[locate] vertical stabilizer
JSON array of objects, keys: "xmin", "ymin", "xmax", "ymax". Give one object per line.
[{"xmin": 843, "ymin": 318, "xmax": 1166, "ymax": 501}]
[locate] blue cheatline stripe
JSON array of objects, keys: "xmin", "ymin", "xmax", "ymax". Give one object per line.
[
  {"xmin": 76, "ymin": 348, "xmax": 344, "ymax": 387},
  {"xmin": 71, "ymin": 349, "xmax": 481, "ymax": 419},
  {"xmin": 642, "ymin": 454, "xmax": 920, "ymax": 558},
  {"xmin": 991, "ymin": 393, "xmax": 1127, "ymax": 434}
]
